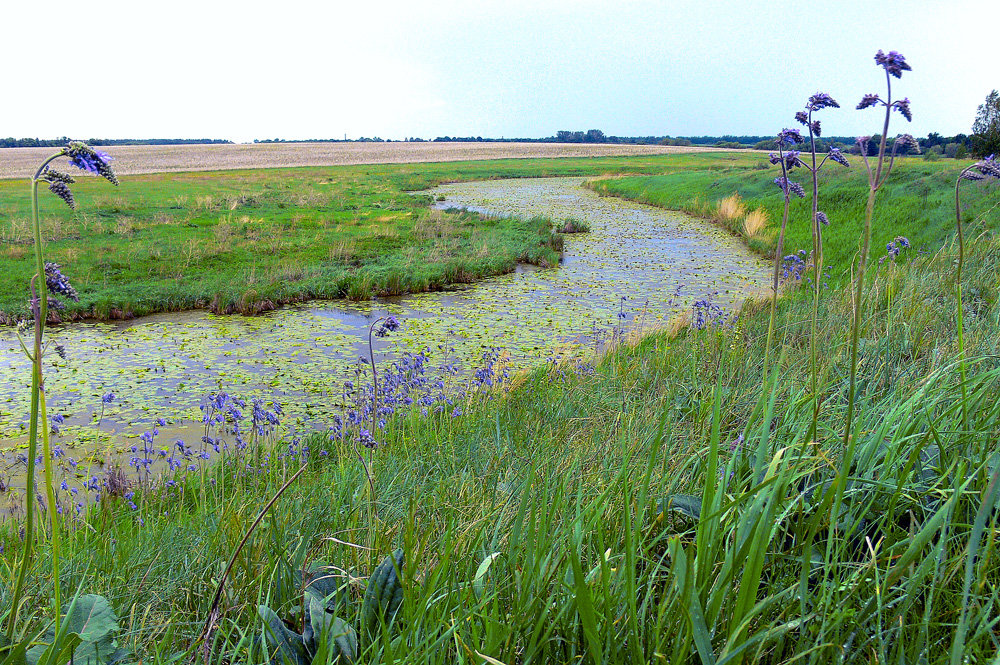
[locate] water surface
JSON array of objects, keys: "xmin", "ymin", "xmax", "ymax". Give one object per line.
[{"xmin": 0, "ymin": 177, "xmax": 769, "ymax": 480}]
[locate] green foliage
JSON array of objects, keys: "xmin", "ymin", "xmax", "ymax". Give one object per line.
[
  {"xmin": 971, "ymin": 89, "xmax": 1000, "ymax": 157},
  {"xmin": 23, "ymin": 595, "xmax": 122, "ymax": 665},
  {"xmin": 360, "ymin": 549, "xmax": 404, "ymax": 642},
  {"xmin": 0, "ymin": 153, "xmax": 737, "ymax": 322}
]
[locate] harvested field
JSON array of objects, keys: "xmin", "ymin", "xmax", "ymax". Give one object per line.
[{"xmin": 0, "ymin": 141, "xmax": 717, "ymax": 179}]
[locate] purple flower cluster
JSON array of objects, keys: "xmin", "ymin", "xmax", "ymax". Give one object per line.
[
  {"xmin": 692, "ymin": 292, "xmax": 730, "ymax": 330},
  {"xmin": 780, "ymin": 250, "xmax": 808, "ymax": 283},
  {"xmin": 44, "ymin": 262, "xmax": 79, "ymax": 302},
  {"xmin": 874, "ymin": 50, "xmax": 911, "ymax": 78},
  {"xmin": 880, "ymin": 236, "xmax": 912, "ymax": 264},
  {"xmin": 65, "ymin": 141, "xmax": 119, "ymax": 186},
  {"xmin": 960, "ymin": 155, "xmax": 1000, "ymax": 181},
  {"xmin": 773, "ymin": 177, "xmax": 806, "ymax": 199}
]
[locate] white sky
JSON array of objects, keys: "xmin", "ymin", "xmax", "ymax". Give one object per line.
[{"xmin": 2, "ymin": 0, "xmax": 994, "ymax": 143}]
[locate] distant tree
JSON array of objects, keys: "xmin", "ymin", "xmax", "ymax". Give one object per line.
[
  {"xmin": 583, "ymin": 129, "xmax": 606, "ymax": 143},
  {"xmin": 971, "ymin": 89, "xmax": 1000, "ymax": 157}
]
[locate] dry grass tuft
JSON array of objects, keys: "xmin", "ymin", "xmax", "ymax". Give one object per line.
[
  {"xmin": 716, "ymin": 193, "xmax": 746, "ymax": 222},
  {"xmin": 742, "ymin": 208, "xmax": 769, "ymax": 239}
]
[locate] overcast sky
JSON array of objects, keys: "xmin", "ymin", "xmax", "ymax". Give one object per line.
[{"xmin": 3, "ymin": 0, "xmax": 994, "ymax": 143}]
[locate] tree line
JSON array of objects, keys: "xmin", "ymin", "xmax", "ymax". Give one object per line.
[{"xmin": 0, "ymin": 137, "xmax": 233, "ymax": 148}]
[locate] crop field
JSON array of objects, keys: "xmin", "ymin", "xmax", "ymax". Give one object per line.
[{"xmin": 0, "ymin": 141, "xmax": 713, "ymax": 180}]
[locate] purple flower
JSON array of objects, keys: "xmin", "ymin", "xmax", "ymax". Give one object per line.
[
  {"xmin": 974, "ymin": 155, "xmax": 1000, "ymax": 179},
  {"xmin": 777, "ymin": 128, "xmax": 804, "ymax": 147},
  {"xmin": 47, "ymin": 180, "xmax": 76, "ymax": 209},
  {"xmin": 774, "ymin": 177, "xmax": 806, "ymax": 199},
  {"xmin": 794, "ymin": 111, "xmax": 808, "ymax": 126},
  {"xmin": 857, "ymin": 94, "xmax": 881, "ymax": 110},
  {"xmin": 816, "ymin": 211, "xmax": 829, "ymax": 226},
  {"xmin": 66, "ymin": 142, "xmax": 119, "ymax": 186},
  {"xmin": 893, "ymin": 98, "xmax": 912, "ymax": 122},
  {"xmin": 807, "ymin": 92, "xmax": 840, "ymax": 110},
  {"xmin": 827, "ymin": 148, "xmax": 850, "ymax": 167},
  {"xmin": 102, "ymin": 392, "xmax": 116, "ymax": 404},
  {"xmin": 44, "ymin": 262, "xmax": 79, "ymax": 301},
  {"xmin": 874, "ymin": 49, "xmax": 911, "ymax": 78}
]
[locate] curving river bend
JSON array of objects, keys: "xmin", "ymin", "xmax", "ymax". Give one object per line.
[{"xmin": 0, "ymin": 177, "xmax": 770, "ymax": 480}]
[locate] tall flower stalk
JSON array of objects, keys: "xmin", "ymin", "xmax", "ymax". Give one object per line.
[
  {"xmin": 791, "ymin": 94, "xmax": 849, "ymax": 440},
  {"xmin": 953, "ymin": 155, "xmax": 1000, "ymax": 424},
  {"xmin": 837, "ymin": 50, "xmax": 914, "ymax": 524},
  {"xmin": 762, "ymin": 128, "xmax": 806, "ymax": 376},
  {"xmin": 5, "ymin": 142, "xmax": 118, "ymax": 640}
]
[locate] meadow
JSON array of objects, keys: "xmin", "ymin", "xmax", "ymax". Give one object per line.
[
  {"xmin": 2, "ymin": 144, "xmax": 1000, "ymax": 664},
  {"xmin": 0, "ymin": 152, "xmax": 750, "ymax": 323}
]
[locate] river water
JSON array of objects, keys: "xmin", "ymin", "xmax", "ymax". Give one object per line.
[{"xmin": 0, "ymin": 177, "xmax": 769, "ymax": 488}]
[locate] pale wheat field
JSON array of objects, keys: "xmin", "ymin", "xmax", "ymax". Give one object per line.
[{"xmin": 0, "ymin": 141, "xmax": 714, "ymax": 179}]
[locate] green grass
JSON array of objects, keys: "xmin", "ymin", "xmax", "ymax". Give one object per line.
[
  {"xmin": 4, "ymin": 153, "xmax": 1000, "ymax": 663},
  {"xmin": 0, "ymin": 153, "xmax": 753, "ymax": 322},
  {"xmin": 589, "ymin": 156, "xmax": 1000, "ymax": 280}
]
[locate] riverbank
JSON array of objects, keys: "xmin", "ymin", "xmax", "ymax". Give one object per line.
[{"xmin": 0, "ymin": 153, "xmax": 761, "ymax": 323}]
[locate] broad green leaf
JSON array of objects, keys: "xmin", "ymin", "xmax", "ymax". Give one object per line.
[
  {"xmin": 258, "ymin": 606, "xmax": 308, "ymax": 665},
  {"xmin": 656, "ymin": 494, "xmax": 702, "ymax": 522},
  {"xmin": 473, "ymin": 552, "xmax": 501, "ymax": 600}
]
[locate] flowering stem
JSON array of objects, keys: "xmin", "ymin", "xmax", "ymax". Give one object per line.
[
  {"xmin": 954, "ymin": 170, "xmax": 972, "ymax": 427},
  {"xmin": 762, "ymin": 152, "xmax": 791, "ymax": 380},
  {"xmin": 38, "ymin": 384, "xmax": 63, "ymax": 638},
  {"xmin": 808, "ymin": 117, "xmax": 822, "ymax": 443},
  {"xmin": 838, "ymin": 72, "xmax": 894, "ymax": 544},
  {"xmin": 5, "ymin": 150, "xmax": 65, "ymax": 639}
]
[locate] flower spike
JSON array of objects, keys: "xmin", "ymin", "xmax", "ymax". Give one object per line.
[{"xmin": 875, "ymin": 49, "xmax": 911, "ymax": 78}]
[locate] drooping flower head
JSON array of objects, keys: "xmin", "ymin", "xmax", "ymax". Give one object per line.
[
  {"xmin": 65, "ymin": 141, "xmax": 118, "ymax": 186},
  {"xmin": 894, "ymin": 98, "xmax": 912, "ymax": 122},
  {"xmin": 874, "ymin": 50, "xmax": 911, "ymax": 78},
  {"xmin": 773, "ymin": 176, "xmax": 806, "ymax": 198},
  {"xmin": 769, "ymin": 150, "xmax": 802, "ymax": 170},
  {"xmin": 827, "ymin": 147, "xmax": 850, "ymax": 167},
  {"xmin": 776, "ymin": 128, "xmax": 804, "ymax": 148},
  {"xmin": 44, "ymin": 262, "xmax": 79, "ymax": 301},
  {"xmin": 857, "ymin": 94, "xmax": 881, "ymax": 110},
  {"xmin": 794, "ymin": 111, "xmax": 809, "ymax": 126},
  {"xmin": 974, "ymin": 154, "xmax": 1000, "ymax": 179},
  {"xmin": 807, "ymin": 92, "xmax": 840, "ymax": 111}
]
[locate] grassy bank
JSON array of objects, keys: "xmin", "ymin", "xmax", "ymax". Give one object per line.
[
  {"xmin": 4, "ymin": 153, "xmax": 1000, "ymax": 663},
  {"xmin": 0, "ymin": 153, "xmax": 756, "ymax": 322},
  {"xmin": 4, "ymin": 230, "xmax": 1000, "ymax": 662},
  {"xmin": 589, "ymin": 157, "xmax": 1000, "ymax": 281}
]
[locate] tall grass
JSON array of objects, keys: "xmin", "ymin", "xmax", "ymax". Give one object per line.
[{"xmin": 4, "ymin": 225, "xmax": 1000, "ymax": 662}]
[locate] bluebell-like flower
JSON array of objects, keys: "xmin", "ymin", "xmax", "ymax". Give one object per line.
[
  {"xmin": 816, "ymin": 211, "xmax": 829, "ymax": 226},
  {"xmin": 857, "ymin": 94, "xmax": 881, "ymax": 110},
  {"xmin": 874, "ymin": 50, "xmax": 911, "ymax": 78},
  {"xmin": 794, "ymin": 111, "xmax": 808, "ymax": 126}
]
